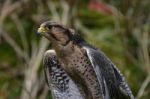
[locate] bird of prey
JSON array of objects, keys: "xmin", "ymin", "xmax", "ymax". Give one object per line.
[
  {"xmin": 43, "ymin": 50, "xmax": 84, "ymax": 99},
  {"xmin": 38, "ymin": 21, "xmax": 134, "ymax": 99}
]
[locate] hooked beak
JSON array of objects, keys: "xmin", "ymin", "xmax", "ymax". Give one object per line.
[
  {"xmin": 37, "ymin": 25, "xmax": 46, "ymax": 35},
  {"xmin": 37, "ymin": 25, "xmax": 52, "ymax": 41}
]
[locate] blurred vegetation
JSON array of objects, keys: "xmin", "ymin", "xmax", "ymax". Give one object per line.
[{"xmin": 0, "ymin": 0, "xmax": 150, "ymax": 99}]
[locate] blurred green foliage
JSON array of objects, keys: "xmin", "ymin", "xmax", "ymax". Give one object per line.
[{"xmin": 0, "ymin": 0, "xmax": 150, "ymax": 99}]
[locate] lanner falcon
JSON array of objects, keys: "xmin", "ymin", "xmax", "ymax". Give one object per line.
[{"xmin": 38, "ymin": 21, "xmax": 134, "ymax": 99}]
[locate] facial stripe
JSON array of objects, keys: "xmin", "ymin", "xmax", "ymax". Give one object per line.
[{"xmin": 50, "ymin": 33, "xmax": 61, "ymax": 42}]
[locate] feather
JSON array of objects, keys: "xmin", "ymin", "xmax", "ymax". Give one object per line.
[
  {"xmin": 83, "ymin": 45, "xmax": 134, "ymax": 99},
  {"xmin": 43, "ymin": 50, "xmax": 84, "ymax": 99}
]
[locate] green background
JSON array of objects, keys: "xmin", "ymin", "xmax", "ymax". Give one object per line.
[{"xmin": 0, "ymin": 0, "xmax": 150, "ymax": 99}]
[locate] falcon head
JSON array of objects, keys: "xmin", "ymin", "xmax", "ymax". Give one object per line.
[{"xmin": 37, "ymin": 21, "xmax": 84, "ymax": 46}]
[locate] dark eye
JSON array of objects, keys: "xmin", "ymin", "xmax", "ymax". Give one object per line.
[{"xmin": 47, "ymin": 25, "xmax": 53, "ymax": 29}]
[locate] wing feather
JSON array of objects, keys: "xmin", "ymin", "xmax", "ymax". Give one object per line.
[
  {"xmin": 83, "ymin": 46, "xmax": 134, "ymax": 99},
  {"xmin": 43, "ymin": 50, "xmax": 84, "ymax": 99}
]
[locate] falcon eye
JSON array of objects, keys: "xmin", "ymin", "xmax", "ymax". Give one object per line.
[{"xmin": 47, "ymin": 25, "xmax": 53, "ymax": 29}]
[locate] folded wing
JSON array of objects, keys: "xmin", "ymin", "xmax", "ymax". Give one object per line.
[
  {"xmin": 83, "ymin": 45, "xmax": 134, "ymax": 99},
  {"xmin": 43, "ymin": 50, "xmax": 84, "ymax": 99}
]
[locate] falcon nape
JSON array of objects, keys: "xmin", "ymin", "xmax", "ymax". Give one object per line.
[{"xmin": 38, "ymin": 21, "xmax": 134, "ymax": 99}]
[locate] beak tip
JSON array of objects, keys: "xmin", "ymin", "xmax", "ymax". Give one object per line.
[
  {"xmin": 37, "ymin": 27, "xmax": 44, "ymax": 35},
  {"xmin": 36, "ymin": 30, "xmax": 41, "ymax": 35}
]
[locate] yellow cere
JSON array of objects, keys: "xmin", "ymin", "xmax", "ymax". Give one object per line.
[{"xmin": 38, "ymin": 26, "xmax": 46, "ymax": 34}]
